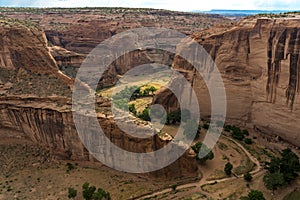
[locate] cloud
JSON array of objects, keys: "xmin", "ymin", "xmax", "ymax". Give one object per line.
[{"xmin": 0, "ymin": 0, "xmax": 299, "ymax": 11}]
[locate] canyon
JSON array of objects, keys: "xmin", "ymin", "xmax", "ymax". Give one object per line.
[
  {"xmin": 0, "ymin": 16, "xmax": 198, "ymax": 179},
  {"xmin": 0, "ymin": 7, "xmax": 300, "ymax": 199}
]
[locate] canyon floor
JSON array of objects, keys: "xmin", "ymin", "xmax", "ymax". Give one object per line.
[
  {"xmin": 0, "ymin": 125, "xmax": 299, "ymax": 200},
  {"xmin": 0, "ymin": 7, "xmax": 300, "ymax": 200}
]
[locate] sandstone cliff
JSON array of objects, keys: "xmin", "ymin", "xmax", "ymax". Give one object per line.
[
  {"xmin": 0, "ymin": 18, "xmax": 198, "ymax": 178},
  {"xmin": 155, "ymin": 15, "xmax": 300, "ymax": 146},
  {"xmin": 1, "ymin": 7, "xmax": 232, "ymax": 81}
]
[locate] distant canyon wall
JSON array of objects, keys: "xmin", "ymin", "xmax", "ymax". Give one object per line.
[{"xmin": 156, "ymin": 18, "xmax": 300, "ymax": 146}]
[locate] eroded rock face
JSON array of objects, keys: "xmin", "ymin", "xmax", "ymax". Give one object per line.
[
  {"xmin": 49, "ymin": 46, "xmax": 85, "ymax": 78},
  {"xmin": 0, "ymin": 98, "xmax": 198, "ymax": 178},
  {"xmin": 0, "ymin": 20, "xmax": 198, "ymax": 178},
  {"xmin": 155, "ymin": 17, "xmax": 300, "ymax": 146},
  {"xmin": 1, "ymin": 8, "xmax": 232, "ymax": 82}
]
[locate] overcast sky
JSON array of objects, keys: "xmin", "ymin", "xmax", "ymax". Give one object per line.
[{"xmin": 0, "ymin": 0, "xmax": 299, "ymax": 11}]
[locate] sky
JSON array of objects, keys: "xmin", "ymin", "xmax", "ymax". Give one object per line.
[{"xmin": 0, "ymin": 0, "xmax": 299, "ymax": 11}]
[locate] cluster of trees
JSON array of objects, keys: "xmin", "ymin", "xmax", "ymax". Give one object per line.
[
  {"xmin": 141, "ymin": 86, "xmax": 157, "ymax": 96},
  {"xmin": 224, "ymin": 125, "xmax": 253, "ymax": 144},
  {"xmin": 150, "ymin": 109, "xmax": 191, "ymax": 125},
  {"xmin": 128, "ymin": 103, "xmax": 137, "ymax": 115},
  {"xmin": 68, "ymin": 183, "xmax": 111, "ymax": 200},
  {"xmin": 263, "ymin": 148, "xmax": 300, "ymax": 192},
  {"xmin": 192, "ymin": 142, "xmax": 214, "ymax": 163},
  {"xmin": 112, "ymin": 85, "xmax": 157, "ymax": 110},
  {"xmin": 167, "ymin": 109, "xmax": 192, "ymax": 124},
  {"xmin": 135, "ymin": 107, "xmax": 193, "ymax": 124},
  {"xmin": 137, "ymin": 107, "xmax": 151, "ymax": 121}
]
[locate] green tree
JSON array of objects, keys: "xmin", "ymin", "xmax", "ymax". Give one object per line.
[
  {"xmin": 143, "ymin": 88, "xmax": 150, "ymax": 96},
  {"xmin": 82, "ymin": 183, "xmax": 111, "ymax": 200},
  {"xmin": 263, "ymin": 172, "xmax": 285, "ymax": 192},
  {"xmin": 66, "ymin": 162, "xmax": 75, "ymax": 173},
  {"xmin": 167, "ymin": 110, "xmax": 181, "ymax": 124},
  {"xmin": 244, "ymin": 138, "xmax": 253, "ymax": 144},
  {"xmin": 263, "ymin": 148, "xmax": 300, "ymax": 192},
  {"xmin": 280, "ymin": 148, "xmax": 300, "ymax": 183},
  {"xmin": 92, "ymin": 188, "xmax": 111, "ymax": 200},
  {"xmin": 68, "ymin": 187, "xmax": 77, "ymax": 199},
  {"xmin": 244, "ymin": 172, "xmax": 253, "ymax": 182},
  {"xmin": 128, "ymin": 103, "xmax": 137, "ymax": 115},
  {"xmin": 138, "ymin": 107, "xmax": 151, "ymax": 121},
  {"xmin": 132, "ymin": 86, "xmax": 141, "ymax": 99},
  {"xmin": 202, "ymin": 123, "xmax": 209, "ymax": 130},
  {"xmin": 224, "ymin": 162, "xmax": 233, "ymax": 176},
  {"xmin": 232, "ymin": 127, "xmax": 244, "ymax": 140},
  {"xmin": 82, "ymin": 182, "xmax": 96, "ymax": 200},
  {"xmin": 242, "ymin": 129, "xmax": 249, "ymax": 136},
  {"xmin": 241, "ymin": 190, "xmax": 265, "ymax": 200},
  {"xmin": 148, "ymin": 86, "xmax": 157, "ymax": 95},
  {"xmin": 192, "ymin": 142, "xmax": 214, "ymax": 163},
  {"xmin": 224, "ymin": 125, "xmax": 232, "ymax": 132}
]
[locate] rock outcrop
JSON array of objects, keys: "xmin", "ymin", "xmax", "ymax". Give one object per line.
[
  {"xmin": 0, "ymin": 18, "xmax": 198, "ymax": 178},
  {"xmin": 49, "ymin": 46, "xmax": 85, "ymax": 78},
  {"xmin": 155, "ymin": 15, "xmax": 300, "ymax": 146},
  {"xmin": 1, "ymin": 7, "xmax": 232, "ymax": 81}
]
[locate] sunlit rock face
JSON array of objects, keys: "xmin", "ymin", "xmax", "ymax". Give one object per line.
[
  {"xmin": 0, "ymin": 20, "xmax": 198, "ymax": 179},
  {"xmin": 155, "ymin": 17, "xmax": 300, "ymax": 146}
]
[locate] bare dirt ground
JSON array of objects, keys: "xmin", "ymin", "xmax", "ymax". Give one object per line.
[
  {"xmin": 0, "ymin": 129, "xmax": 191, "ymax": 200},
  {"xmin": 0, "ymin": 126, "xmax": 299, "ymax": 199},
  {"xmin": 137, "ymin": 129, "xmax": 300, "ymax": 200}
]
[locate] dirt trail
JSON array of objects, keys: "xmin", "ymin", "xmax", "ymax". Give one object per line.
[{"xmin": 135, "ymin": 135, "xmax": 263, "ymax": 200}]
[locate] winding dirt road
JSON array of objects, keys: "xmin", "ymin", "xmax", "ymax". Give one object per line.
[{"xmin": 135, "ymin": 135, "xmax": 263, "ymax": 200}]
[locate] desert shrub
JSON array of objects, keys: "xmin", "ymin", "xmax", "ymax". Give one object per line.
[
  {"xmin": 244, "ymin": 172, "xmax": 253, "ymax": 182},
  {"xmin": 242, "ymin": 129, "xmax": 249, "ymax": 136},
  {"xmin": 244, "ymin": 138, "xmax": 253, "ymax": 144},
  {"xmin": 224, "ymin": 162, "xmax": 233, "ymax": 175},
  {"xmin": 68, "ymin": 187, "xmax": 77, "ymax": 199}
]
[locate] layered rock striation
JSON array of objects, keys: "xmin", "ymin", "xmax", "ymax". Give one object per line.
[
  {"xmin": 155, "ymin": 16, "xmax": 300, "ymax": 146},
  {"xmin": 0, "ymin": 19, "xmax": 198, "ymax": 178}
]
